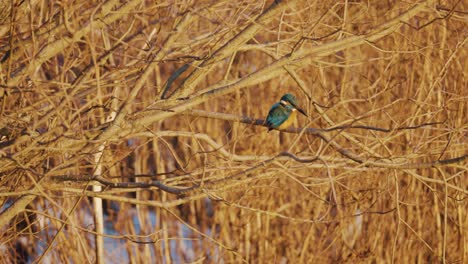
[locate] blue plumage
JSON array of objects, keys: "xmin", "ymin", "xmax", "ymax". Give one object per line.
[
  {"xmin": 266, "ymin": 102, "xmax": 293, "ymax": 129},
  {"xmin": 266, "ymin": 93, "xmax": 307, "ymax": 131}
]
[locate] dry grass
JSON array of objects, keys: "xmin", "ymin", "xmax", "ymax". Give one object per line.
[{"xmin": 0, "ymin": 0, "xmax": 466, "ymax": 263}]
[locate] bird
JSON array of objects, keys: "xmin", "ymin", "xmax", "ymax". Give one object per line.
[{"xmin": 266, "ymin": 93, "xmax": 307, "ymax": 131}]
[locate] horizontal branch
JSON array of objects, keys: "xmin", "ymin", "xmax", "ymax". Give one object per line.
[
  {"xmin": 50, "ymin": 151, "xmax": 467, "ymax": 196},
  {"xmin": 184, "ymin": 109, "xmax": 466, "ymax": 168},
  {"xmin": 187, "ymin": 109, "xmax": 443, "ymax": 133}
]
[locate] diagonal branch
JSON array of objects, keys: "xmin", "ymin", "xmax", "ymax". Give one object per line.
[
  {"xmin": 131, "ymin": 0, "xmax": 437, "ymax": 134},
  {"xmin": 168, "ymin": 0, "xmax": 291, "ymax": 99},
  {"xmin": 5, "ymin": 0, "xmax": 144, "ymax": 87}
]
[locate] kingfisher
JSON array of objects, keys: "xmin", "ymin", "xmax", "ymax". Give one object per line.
[{"xmin": 266, "ymin": 93, "xmax": 308, "ymax": 131}]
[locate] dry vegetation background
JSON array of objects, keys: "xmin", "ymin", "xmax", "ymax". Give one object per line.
[{"xmin": 0, "ymin": 0, "xmax": 466, "ymax": 263}]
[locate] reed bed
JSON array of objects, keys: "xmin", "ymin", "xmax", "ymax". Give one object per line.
[{"xmin": 0, "ymin": 0, "xmax": 466, "ymax": 263}]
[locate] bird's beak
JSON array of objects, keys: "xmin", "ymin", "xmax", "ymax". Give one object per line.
[{"xmin": 297, "ymin": 107, "xmax": 308, "ymax": 117}]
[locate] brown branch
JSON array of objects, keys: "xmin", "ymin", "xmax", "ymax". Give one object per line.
[
  {"xmin": 401, "ymin": 0, "xmax": 463, "ymax": 31},
  {"xmin": 186, "ymin": 109, "xmax": 467, "ymax": 168},
  {"xmin": 49, "ymin": 151, "xmax": 467, "ymax": 196},
  {"xmin": 187, "ymin": 109, "xmax": 443, "ymax": 134},
  {"xmin": 168, "ymin": 0, "xmax": 289, "ymax": 99}
]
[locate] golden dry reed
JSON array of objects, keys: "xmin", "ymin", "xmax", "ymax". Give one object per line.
[{"xmin": 0, "ymin": 0, "xmax": 466, "ymax": 263}]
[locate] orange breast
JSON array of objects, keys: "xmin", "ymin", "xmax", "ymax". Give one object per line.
[{"xmin": 277, "ymin": 110, "xmax": 297, "ymax": 130}]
